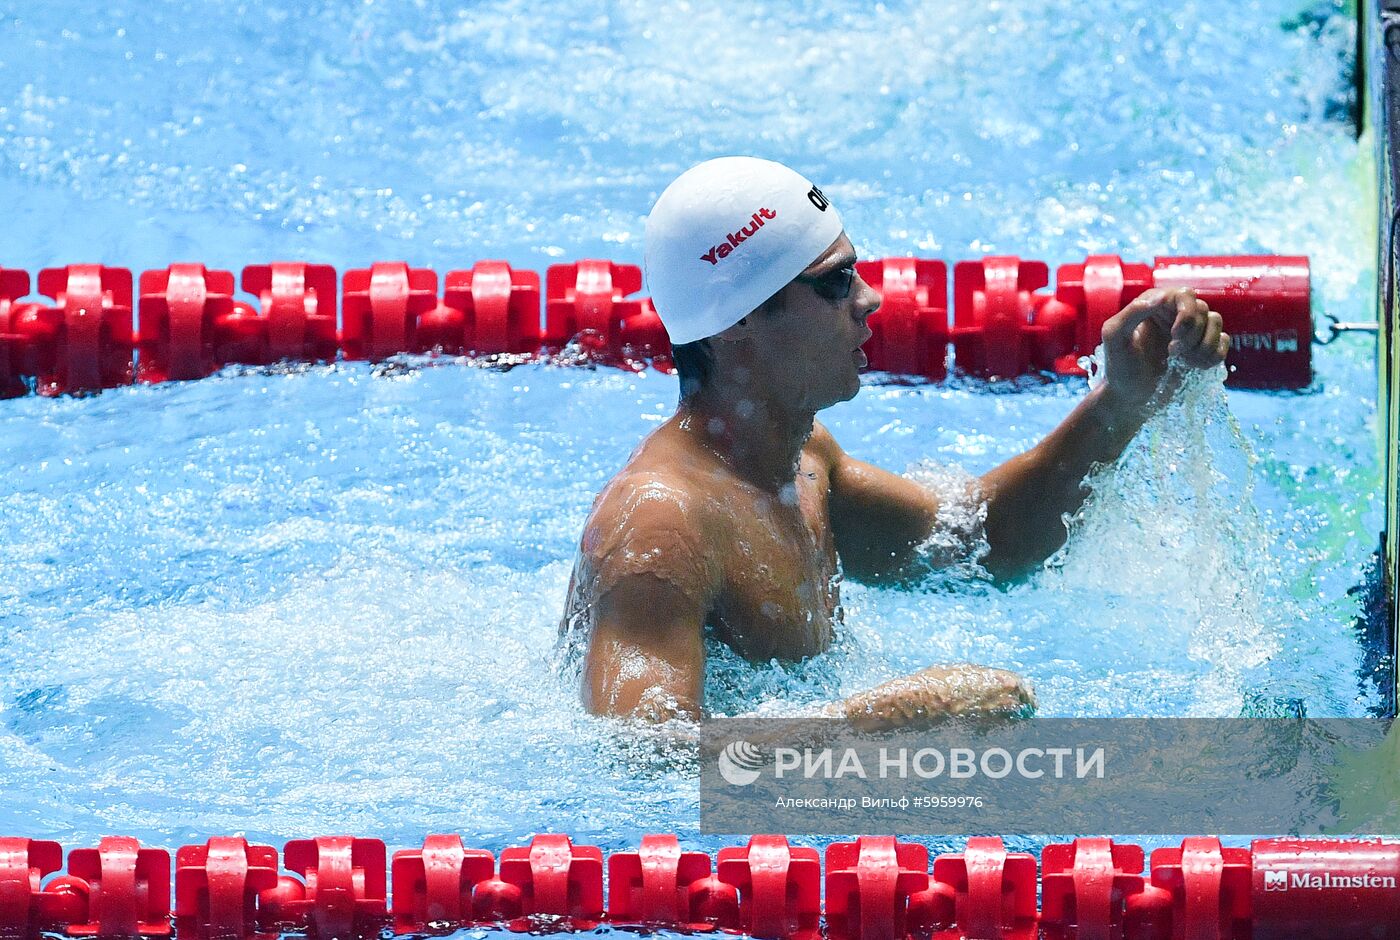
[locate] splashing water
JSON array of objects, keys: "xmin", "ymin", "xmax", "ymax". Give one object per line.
[{"xmin": 1045, "ymin": 354, "xmax": 1284, "ymax": 713}]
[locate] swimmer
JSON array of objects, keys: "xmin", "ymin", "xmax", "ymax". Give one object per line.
[{"xmin": 559, "ymin": 157, "xmax": 1229, "ymax": 728}]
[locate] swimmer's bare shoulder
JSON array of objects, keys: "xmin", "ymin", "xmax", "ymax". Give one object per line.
[{"xmin": 567, "ymin": 430, "xmax": 725, "ymax": 723}]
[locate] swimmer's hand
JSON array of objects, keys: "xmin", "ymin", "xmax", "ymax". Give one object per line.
[
  {"xmin": 827, "ymin": 664, "xmax": 1036, "ymax": 733},
  {"xmin": 1099, "ymin": 287, "xmax": 1230, "ymax": 413}
]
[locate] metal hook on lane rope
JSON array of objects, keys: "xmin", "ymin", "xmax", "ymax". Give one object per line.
[{"xmin": 1315, "ymin": 312, "xmax": 1380, "ymax": 345}]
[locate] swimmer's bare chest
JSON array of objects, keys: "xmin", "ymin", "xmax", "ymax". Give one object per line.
[{"xmin": 705, "ymin": 453, "xmax": 840, "ymax": 662}]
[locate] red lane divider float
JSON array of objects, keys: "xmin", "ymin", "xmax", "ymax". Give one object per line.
[
  {"xmin": 437, "ymin": 261, "xmax": 542, "ymax": 356},
  {"xmin": 174, "ymin": 836, "xmax": 279, "ymax": 939},
  {"xmin": 47, "ymin": 836, "xmax": 171, "ymax": 938},
  {"xmin": 824, "ymin": 836, "xmax": 928, "ymax": 940},
  {"xmin": 607, "ymin": 832, "xmax": 730, "ymax": 930},
  {"xmin": 855, "ymin": 259, "xmax": 949, "ymax": 381},
  {"xmin": 1153, "ymin": 255, "xmax": 1312, "ymax": 389},
  {"xmin": 0, "ymin": 267, "xmax": 33, "ymax": 397},
  {"xmin": 1250, "ymin": 837, "xmax": 1400, "ymax": 938},
  {"xmin": 266, "ymin": 837, "xmax": 388, "ymax": 938},
  {"xmin": 952, "ymin": 256, "xmax": 1071, "ymax": 379},
  {"xmin": 494, "ymin": 833, "xmax": 604, "ymax": 927},
  {"xmin": 0, "ymin": 838, "xmax": 74, "ymax": 930},
  {"xmin": 0, "ymin": 254, "xmax": 1313, "ymax": 399},
  {"xmin": 718, "ymin": 835, "xmax": 822, "ymax": 940},
  {"xmin": 341, "ymin": 263, "xmax": 438, "ymax": 363},
  {"xmin": 545, "ymin": 259, "xmax": 669, "ymax": 368},
  {"xmin": 1040, "ymin": 837, "xmax": 1146, "ymax": 940},
  {"xmin": 389, "ymin": 832, "xmax": 493, "ymax": 931},
  {"xmin": 931, "ymin": 837, "xmax": 1038, "ymax": 940},
  {"xmin": 238, "ymin": 263, "xmax": 339, "ymax": 366},
  {"xmin": 137, "ymin": 264, "xmax": 236, "ymax": 384},
  {"xmin": 0, "ymin": 265, "xmax": 135, "ymax": 397}
]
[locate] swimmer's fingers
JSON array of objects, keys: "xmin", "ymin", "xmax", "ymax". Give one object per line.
[
  {"xmin": 1102, "ymin": 287, "xmax": 1176, "ymax": 348},
  {"xmin": 1167, "ymin": 290, "xmax": 1210, "ymax": 360},
  {"xmin": 1179, "ymin": 309, "xmax": 1228, "ymax": 369},
  {"xmin": 1197, "ymin": 310, "xmax": 1226, "ymax": 365}
]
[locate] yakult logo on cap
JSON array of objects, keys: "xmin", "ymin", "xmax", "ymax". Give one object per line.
[{"xmin": 700, "ymin": 207, "xmax": 777, "ymax": 265}]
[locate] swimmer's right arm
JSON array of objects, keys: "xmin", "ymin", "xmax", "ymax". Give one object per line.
[
  {"xmin": 581, "ymin": 570, "xmax": 707, "ymax": 723},
  {"xmin": 577, "ymin": 479, "xmax": 716, "ymax": 723}
]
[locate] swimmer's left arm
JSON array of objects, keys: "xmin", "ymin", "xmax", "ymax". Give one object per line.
[{"xmin": 825, "ymin": 288, "xmax": 1228, "ymax": 583}]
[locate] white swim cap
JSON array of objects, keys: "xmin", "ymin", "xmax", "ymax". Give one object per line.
[{"xmin": 644, "ymin": 157, "xmax": 845, "ymax": 345}]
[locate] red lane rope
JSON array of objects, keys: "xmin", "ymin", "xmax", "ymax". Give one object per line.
[
  {"xmin": 0, "ymin": 833, "xmax": 1393, "ymax": 937},
  {"xmin": 0, "ymin": 254, "xmax": 1311, "ymax": 398}
]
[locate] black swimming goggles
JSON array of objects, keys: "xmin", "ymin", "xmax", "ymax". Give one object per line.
[{"xmin": 795, "ymin": 264, "xmax": 857, "ymax": 302}]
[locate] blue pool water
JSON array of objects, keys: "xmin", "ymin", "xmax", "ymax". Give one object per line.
[{"xmin": 0, "ymin": 0, "xmax": 1380, "ymax": 865}]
